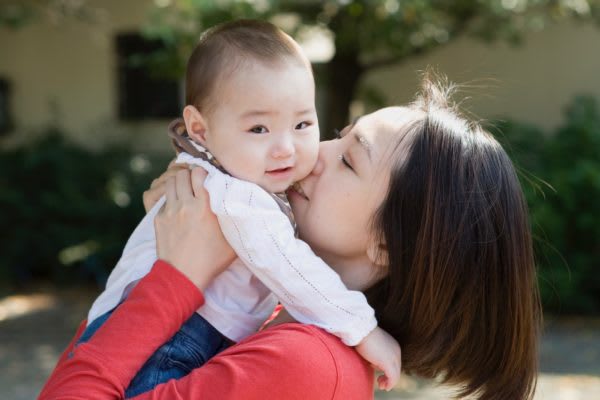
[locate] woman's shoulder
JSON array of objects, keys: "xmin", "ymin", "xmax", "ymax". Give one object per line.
[{"xmin": 216, "ymin": 322, "xmax": 374, "ymax": 400}]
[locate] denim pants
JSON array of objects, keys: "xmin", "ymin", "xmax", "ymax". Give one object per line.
[{"xmin": 76, "ymin": 307, "xmax": 232, "ymax": 398}]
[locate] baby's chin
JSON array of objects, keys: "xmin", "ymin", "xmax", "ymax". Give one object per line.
[{"xmin": 259, "ymin": 180, "xmax": 294, "ymax": 194}]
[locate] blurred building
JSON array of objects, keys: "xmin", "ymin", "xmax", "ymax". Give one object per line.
[{"xmin": 1, "ymin": 0, "xmax": 600, "ymax": 153}]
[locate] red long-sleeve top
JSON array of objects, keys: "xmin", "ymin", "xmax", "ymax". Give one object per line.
[{"xmin": 38, "ymin": 260, "xmax": 374, "ymax": 399}]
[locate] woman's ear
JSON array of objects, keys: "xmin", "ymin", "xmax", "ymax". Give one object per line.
[
  {"xmin": 183, "ymin": 105, "xmax": 209, "ymax": 147},
  {"xmin": 367, "ymin": 241, "xmax": 389, "ymax": 268}
]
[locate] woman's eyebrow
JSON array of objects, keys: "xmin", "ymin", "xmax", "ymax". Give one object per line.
[
  {"xmin": 353, "ymin": 133, "xmax": 372, "ymax": 161},
  {"xmin": 347, "ymin": 116, "xmax": 371, "ymax": 162}
]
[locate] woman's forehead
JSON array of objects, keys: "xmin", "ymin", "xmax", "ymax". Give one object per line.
[
  {"xmin": 361, "ymin": 106, "xmax": 415, "ymax": 128},
  {"xmin": 355, "ymin": 106, "xmax": 418, "ymax": 154}
]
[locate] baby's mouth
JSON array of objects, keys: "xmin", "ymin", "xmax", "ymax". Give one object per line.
[{"xmin": 290, "ymin": 182, "xmax": 309, "ymax": 200}]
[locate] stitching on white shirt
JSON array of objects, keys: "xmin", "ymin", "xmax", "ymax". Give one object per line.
[
  {"xmin": 223, "ymin": 180, "xmax": 255, "ymax": 264},
  {"xmin": 260, "ymin": 217, "xmax": 363, "ymax": 319},
  {"xmin": 244, "ymin": 191, "xmax": 364, "ymax": 320},
  {"xmin": 282, "ymin": 290, "xmax": 295, "ymax": 305}
]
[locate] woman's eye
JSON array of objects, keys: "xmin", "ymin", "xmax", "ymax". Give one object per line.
[
  {"xmin": 340, "ymin": 154, "xmax": 354, "ymax": 171},
  {"xmin": 249, "ymin": 125, "xmax": 268, "ymax": 134},
  {"xmin": 295, "ymin": 121, "xmax": 311, "ymax": 130}
]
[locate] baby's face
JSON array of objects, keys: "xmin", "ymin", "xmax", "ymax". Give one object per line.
[{"xmin": 200, "ymin": 61, "xmax": 319, "ymax": 193}]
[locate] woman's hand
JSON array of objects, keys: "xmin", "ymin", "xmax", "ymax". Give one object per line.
[
  {"xmin": 143, "ymin": 160, "xmax": 189, "ymax": 212},
  {"xmin": 154, "ymin": 167, "xmax": 236, "ymax": 290}
]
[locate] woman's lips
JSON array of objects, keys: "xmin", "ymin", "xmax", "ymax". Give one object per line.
[{"xmin": 288, "ymin": 182, "xmax": 309, "ymax": 200}]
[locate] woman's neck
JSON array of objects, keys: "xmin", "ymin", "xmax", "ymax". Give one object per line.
[
  {"xmin": 323, "ymin": 254, "xmax": 381, "ymax": 291},
  {"xmin": 264, "ymin": 256, "xmax": 382, "ymax": 330}
]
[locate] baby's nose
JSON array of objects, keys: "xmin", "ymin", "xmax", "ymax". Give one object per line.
[{"xmin": 271, "ymin": 134, "xmax": 295, "ymax": 159}]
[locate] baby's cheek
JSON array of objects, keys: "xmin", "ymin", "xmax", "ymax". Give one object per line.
[
  {"xmin": 297, "ymin": 147, "xmax": 319, "ymax": 179},
  {"xmin": 292, "ymin": 162, "xmax": 312, "ymax": 183},
  {"xmin": 222, "ymin": 156, "xmax": 262, "ymax": 183}
]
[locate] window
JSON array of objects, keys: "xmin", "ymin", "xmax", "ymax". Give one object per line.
[{"xmin": 116, "ymin": 33, "xmax": 180, "ymax": 120}]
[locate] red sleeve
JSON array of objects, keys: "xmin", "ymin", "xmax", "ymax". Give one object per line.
[
  {"xmin": 39, "ymin": 260, "xmax": 373, "ymax": 400},
  {"xmin": 129, "ymin": 324, "xmax": 350, "ymax": 400},
  {"xmin": 38, "ymin": 259, "xmax": 204, "ymax": 400},
  {"xmin": 37, "ymin": 318, "xmax": 87, "ymax": 398}
]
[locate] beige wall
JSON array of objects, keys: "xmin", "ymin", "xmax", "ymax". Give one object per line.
[
  {"xmin": 0, "ymin": 0, "xmax": 170, "ymax": 153},
  {"xmin": 1, "ymin": 2, "xmax": 599, "ymax": 154},
  {"xmin": 364, "ymin": 22, "xmax": 600, "ymax": 131}
]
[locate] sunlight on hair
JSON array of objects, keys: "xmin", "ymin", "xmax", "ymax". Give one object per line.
[{"xmin": 0, "ymin": 294, "xmax": 57, "ymax": 322}]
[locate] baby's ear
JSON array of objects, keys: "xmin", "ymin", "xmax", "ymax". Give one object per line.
[{"xmin": 183, "ymin": 105, "xmax": 209, "ymax": 147}]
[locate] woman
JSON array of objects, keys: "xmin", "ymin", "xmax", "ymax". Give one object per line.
[{"xmin": 39, "ymin": 75, "xmax": 541, "ymax": 400}]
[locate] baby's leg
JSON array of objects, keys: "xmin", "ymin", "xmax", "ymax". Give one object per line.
[{"xmin": 124, "ymin": 313, "xmax": 233, "ymax": 397}]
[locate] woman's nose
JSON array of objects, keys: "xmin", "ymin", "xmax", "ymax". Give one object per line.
[{"xmin": 271, "ymin": 133, "xmax": 295, "ymax": 159}]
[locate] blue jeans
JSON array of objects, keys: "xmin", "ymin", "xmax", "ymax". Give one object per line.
[{"xmin": 76, "ymin": 308, "xmax": 232, "ymax": 398}]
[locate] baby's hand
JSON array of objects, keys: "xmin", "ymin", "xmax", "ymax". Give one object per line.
[{"xmin": 355, "ymin": 326, "xmax": 401, "ymax": 391}]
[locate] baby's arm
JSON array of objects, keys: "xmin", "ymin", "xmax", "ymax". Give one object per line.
[
  {"xmin": 168, "ymin": 153, "xmax": 401, "ymax": 386},
  {"xmin": 208, "ymin": 176, "xmax": 375, "ymax": 345},
  {"xmin": 355, "ymin": 326, "xmax": 402, "ymax": 391},
  {"xmin": 196, "ymin": 166, "xmax": 401, "ymax": 387}
]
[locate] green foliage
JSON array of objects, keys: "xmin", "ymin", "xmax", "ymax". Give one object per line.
[
  {"xmin": 140, "ymin": 0, "xmax": 600, "ymax": 74},
  {"xmin": 0, "ymin": 129, "xmax": 170, "ymax": 287},
  {"xmin": 5, "ymin": 1, "xmax": 600, "ymax": 136},
  {"xmin": 138, "ymin": 0, "xmax": 600, "ymax": 135},
  {"xmin": 498, "ymin": 96, "xmax": 600, "ymax": 314}
]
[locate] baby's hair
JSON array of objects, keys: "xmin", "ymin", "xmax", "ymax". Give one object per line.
[{"xmin": 185, "ymin": 19, "xmax": 310, "ymax": 113}]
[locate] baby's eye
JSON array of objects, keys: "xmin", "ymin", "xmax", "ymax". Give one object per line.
[
  {"xmin": 295, "ymin": 121, "xmax": 311, "ymax": 130},
  {"xmin": 249, "ymin": 125, "xmax": 268, "ymax": 134}
]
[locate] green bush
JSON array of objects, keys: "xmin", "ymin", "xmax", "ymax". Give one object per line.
[
  {"xmin": 498, "ymin": 96, "xmax": 600, "ymax": 314},
  {"xmin": 0, "ymin": 129, "xmax": 171, "ymax": 287}
]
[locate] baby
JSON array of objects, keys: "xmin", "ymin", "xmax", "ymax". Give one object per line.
[{"xmin": 80, "ymin": 20, "xmax": 400, "ymax": 396}]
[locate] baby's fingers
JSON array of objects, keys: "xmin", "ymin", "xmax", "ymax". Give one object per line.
[
  {"xmin": 378, "ymin": 359, "xmax": 400, "ymax": 391},
  {"xmin": 190, "ymin": 167, "xmax": 209, "ymax": 198},
  {"xmin": 377, "ymin": 373, "xmax": 396, "ymax": 392},
  {"xmin": 377, "ymin": 375, "xmax": 390, "ymax": 391}
]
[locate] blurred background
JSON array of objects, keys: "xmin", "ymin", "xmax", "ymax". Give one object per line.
[{"xmin": 1, "ymin": 0, "xmax": 599, "ymax": 398}]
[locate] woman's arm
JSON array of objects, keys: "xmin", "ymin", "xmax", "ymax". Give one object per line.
[
  {"xmin": 39, "ymin": 168, "xmax": 233, "ymax": 399},
  {"xmin": 39, "ymin": 168, "xmax": 373, "ymax": 399},
  {"xmin": 39, "ymin": 260, "xmax": 368, "ymax": 400},
  {"xmin": 38, "ymin": 260, "xmax": 203, "ymax": 399}
]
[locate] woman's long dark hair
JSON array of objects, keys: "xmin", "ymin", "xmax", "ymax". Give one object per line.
[{"xmin": 366, "ymin": 74, "xmax": 542, "ymax": 400}]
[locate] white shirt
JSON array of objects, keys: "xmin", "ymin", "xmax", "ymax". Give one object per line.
[{"xmin": 87, "ymin": 149, "xmax": 376, "ymax": 345}]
